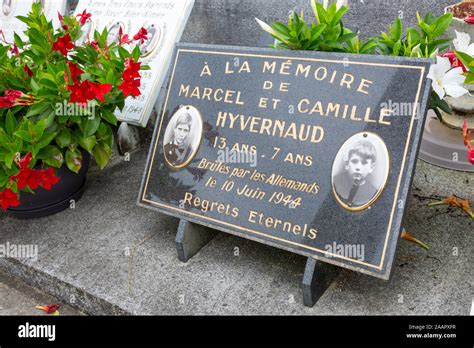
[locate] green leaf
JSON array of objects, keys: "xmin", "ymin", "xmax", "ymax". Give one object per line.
[
  {"xmin": 5, "ymin": 111, "xmax": 17, "ymax": 135},
  {"xmin": 38, "ymin": 78, "xmax": 58, "ymax": 90},
  {"xmin": 432, "ymin": 13, "xmax": 452, "ymax": 38},
  {"xmin": 272, "ymin": 22, "xmax": 291, "ymax": 37},
  {"xmin": 66, "ymin": 147, "xmax": 82, "ymax": 173},
  {"xmin": 38, "ymin": 145, "xmax": 64, "ymax": 168},
  {"xmin": 35, "ymin": 131, "xmax": 57, "ymax": 151},
  {"xmin": 118, "ymin": 46, "xmax": 130, "ymax": 60},
  {"xmin": 25, "ymin": 103, "xmax": 50, "ymax": 118},
  {"xmin": 330, "ymin": 6, "xmax": 349, "ymax": 27},
  {"xmin": 28, "ymin": 28, "xmax": 50, "ymax": 49},
  {"xmin": 106, "ymin": 69, "xmax": 115, "ymax": 84},
  {"xmin": 79, "ymin": 135, "xmax": 96, "ymax": 154},
  {"xmin": 4, "ymin": 152, "xmax": 15, "ymax": 169},
  {"xmin": 100, "ymin": 109, "xmax": 117, "ymax": 126},
  {"xmin": 34, "ymin": 119, "xmax": 48, "ymax": 140},
  {"xmin": 465, "ymin": 74, "xmax": 474, "ymax": 84},
  {"xmin": 390, "ymin": 17, "xmax": 402, "ymax": 41},
  {"xmin": 393, "ymin": 40, "xmax": 402, "ymax": 56},
  {"xmin": 132, "ymin": 45, "xmax": 141, "ymax": 61},
  {"xmin": 55, "ymin": 129, "xmax": 72, "ymax": 148},
  {"xmin": 455, "ymin": 51, "xmax": 474, "ymax": 68},
  {"xmin": 13, "ymin": 130, "xmax": 32, "ymax": 142},
  {"xmin": 92, "ymin": 142, "xmax": 111, "ymax": 170},
  {"xmin": 13, "ymin": 33, "xmax": 24, "ymax": 49},
  {"xmin": 0, "ymin": 129, "xmax": 11, "ymax": 148},
  {"xmin": 338, "ymin": 32, "xmax": 357, "ymax": 43},
  {"xmin": 79, "ymin": 116, "xmax": 101, "ymax": 137}
]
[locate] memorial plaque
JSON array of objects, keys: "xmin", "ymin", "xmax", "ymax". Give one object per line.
[
  {"xmin": 0, "ymin": 0, "xmax": 66, "ymax": 43},
  {"xmin": 75, "ymin": 0, "xmax": 195, "ymax": 127},
  {"xmin": 139, "ymin": 43, "xmax": 432, "ymax": 279}
]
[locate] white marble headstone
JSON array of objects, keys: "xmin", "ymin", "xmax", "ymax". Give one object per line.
[
  {"xmin": 74, "ymin": 0, "xmax": 195, "ymax": 127},
  {"xmin": 0, "ymin": 0, "xmax": 67, "ymax": 43}
]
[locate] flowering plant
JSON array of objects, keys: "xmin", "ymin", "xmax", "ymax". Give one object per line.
[{"xmin": 0, "ymin": 3, "xmax": 149, "ymax": 210}]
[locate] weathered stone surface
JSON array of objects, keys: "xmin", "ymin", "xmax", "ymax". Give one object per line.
[{"xmin": 0, "ymin": 270, "xmax": 83, "ymax": 316}]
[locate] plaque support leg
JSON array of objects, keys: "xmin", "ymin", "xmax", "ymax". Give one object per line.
[
  {"xmin": 302, "ymin": 258, "xmax": 340, "ymax": 307},
  {"xmin": 175, "ymin": 220, "xmax": 217, "ymax": 262}
]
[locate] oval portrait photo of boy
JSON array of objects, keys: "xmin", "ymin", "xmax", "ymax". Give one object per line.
[
  {"xmin": 163, "ymin": 105, "xmax": 203, "ymax": 170},
  {"xmin": 331, "ymin": 132, "xmax": 390, "ymax": 211}
]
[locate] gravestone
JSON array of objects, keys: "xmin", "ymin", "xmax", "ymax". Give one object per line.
[
  {"xmin": 74, "ymin": 0, "xmax": 195, "ymax": 127},
  {"xmin": 139, "ymin": 43, "xmax": 432, "ymax": 297},
  {"xmin": 0, "ymin": 0, "xmax": 67, "ymax": 43}
]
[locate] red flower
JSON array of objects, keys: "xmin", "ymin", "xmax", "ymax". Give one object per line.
[
  {"xmin": 118, "ymin": 58, "xmax": 141, "ymax": 97},
  {"xmin": 133, "ymin": 27, "xmax": 148, "ymax": 44},
  {"xmin": 89, "ymin": 82, "xmax": 112, "ymax": 102},
  {"xmin": 58, "ymin": 12, "xmax": 68, "ymax": 30},
  {"xmin": 68, "ymin": 81, "xmax": 93, "ymax": 104},
  {"xmin": 39, "ymin": 167, "xmax": 60, "ymax": 190},
  {"xmin": 442, "ymin": 51, "xmax": 467, "ymax": 72},
  {"xmin": 35, "ymin": 304, "xmax": 60, "ymax": 314},
  {"xmin": 67, "ymin": 80, "xmax": 112, "ymax": 104},
  {"xmin": 5, "ymin": 90, "xmax": 22, "ymax": 100},
  {"xmin": 464, "ymin": 15, "xmax": 474, "ymax": 24},
  {"xmin": 0, "ymin": 97, "xmax": 13, "ymax": 108},
  {"xmin": 76, "ymin": 10, "xmax": 92, "ymax": 25},
  {"xmin": 0, "ymin": 89, "xmax": 23, "ymax": 108},
  {"xmin": 0, "ymin": 189, "xmax": 20, "ymax": 210},
  {"xmin": 124, "ymin": 58, "xmax": 141, "ymax": 78},
  {"xmin": 464, "ymin": 119, "xmax": 474, "ymax": 165},
  {"xmin": 118, "ymin": 78, "xmax": 141, "ymax": 97},
  {"xmin": 67, "ymin": 62, "xmax": 84, "ymax": 84},
  {"xmin": 468, "ymin": 148, "xmax": 474, "ymax": 165},
  {"xmin": 10, "ymin": 152, "xmax": 40, "ymax": 190},
  {"xmin": 52, "ymin": 33, "xmax": 75, "ymax": 56},
  {"xmin": 23, "ymin": 65, "xmax": 33, "ymax": 77},
  {"xmin": 9, "ymin": 44, "xmax": 19, "ymax": 56},
  {"xmin": 12, "ymin": 167, "xmax": 41, "ymax": 190},
  {"xmin": 10, "ymin": 153, "xmax": 61, "ymax": 191},
  {"xmin": 18, "ymin": 152, "xmax": 32, "ymax": 169},
  {"xmin": 90, "ymin": 40, "xmax": 99, "ymax": 51},
  {"xmin": 119, "ymin": 26, "xmax": 131, "ymax": 45}
]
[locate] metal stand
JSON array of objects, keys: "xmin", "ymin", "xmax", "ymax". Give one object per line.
[
  {"xmin": 175, "ymin": 220, "xmax": 217, "ymax": 262},
  {"xmin": 175, "ymin": 220, "xmax": 340, "ymax": 307},
  {"xmin": 302, "ymin": 258, "xmax": 340, "ymax": 307}
]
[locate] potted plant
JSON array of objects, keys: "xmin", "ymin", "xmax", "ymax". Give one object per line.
[{"xmin": 0, "ymin": 3, "xmax": 149, "ymax": 218}]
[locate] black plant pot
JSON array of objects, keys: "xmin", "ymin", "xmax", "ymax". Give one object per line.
[{"xmin": 7, "ymin": 150, "xmax": 91, "ymax": 219}]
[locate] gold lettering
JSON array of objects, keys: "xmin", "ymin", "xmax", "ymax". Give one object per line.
[
  {"xmin": 263, "ymin": 61, "xmax": 276, "ymax": 74},
  {"xmin": 279, "ymin": 82, "xmax": 290, "ymax": 92},
  {"xmin": 379, "ymin": 108, "xmax": 392, "ymax": 125},
  {"xmin": 263, "ymin": 81, "xmax": 273, "ymax": 90},
  {"xmin": 357, "ymin": 79, "xmax": 373, "ymax": 95},
  {"xmin": 340, "ymin": 73, "xmax": 355, "ymax": 89}
]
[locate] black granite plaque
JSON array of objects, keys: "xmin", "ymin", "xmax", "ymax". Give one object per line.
[{"xmin": 139, "ymin": 43, "xmax": 432, "ymax": 279}]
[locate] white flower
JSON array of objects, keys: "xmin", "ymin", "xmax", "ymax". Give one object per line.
[
  {"xmin": 427, "ymin": 57, "xmax": 468, "ymax": 100},
  {"xmin": 453, "ymin": 31, "xmax": 474, "ymax": 56},
  {"xmin": 336, "ymin": 0, "xmax": 349, "ymax": 9},
  {"xmin": 322, "ymin": 0, "xmax": 348, "ymax": 10}
]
